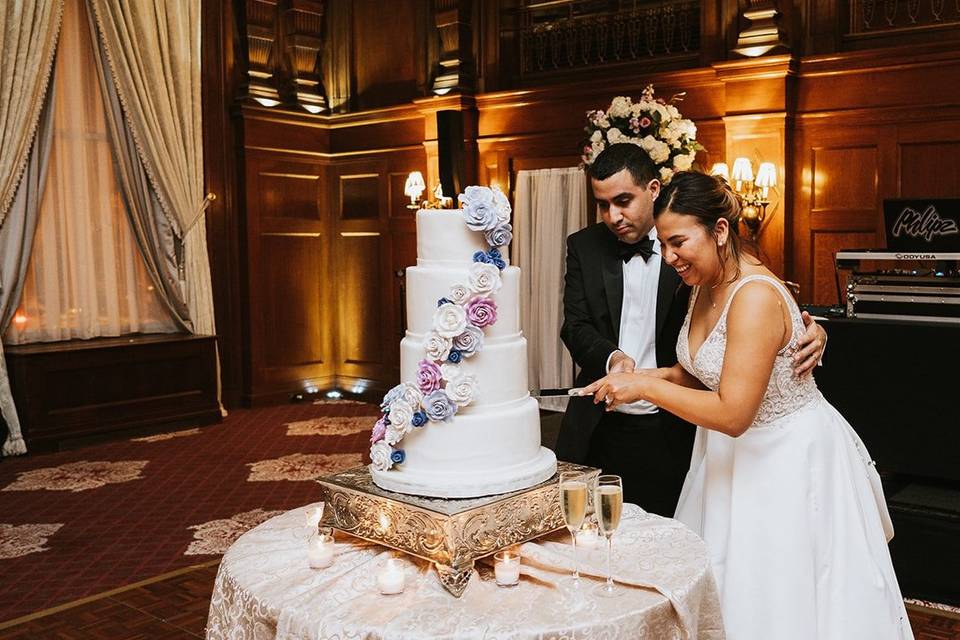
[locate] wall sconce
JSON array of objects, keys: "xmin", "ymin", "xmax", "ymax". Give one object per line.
[
  {"xmin": 404, "ymin": 171, "xmax": 426, "ymax": 209},
  {"xmin": 711, "ymin": 158, "xmax": 778, "ymax": 240}
]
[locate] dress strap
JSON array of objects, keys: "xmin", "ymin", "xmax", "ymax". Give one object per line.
[
  {"xmin": 720, "ymin": 274, "xmax": 802, "ymax": 351},
  {"xmin": 719, "ymin": 274, "xmax": 796, "ymax": 318}
]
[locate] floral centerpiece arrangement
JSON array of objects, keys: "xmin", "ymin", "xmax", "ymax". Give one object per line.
[
  {"xmin": 369, "ymin": 186, "xmax": 512, "ymax": 471},
  {"xmin": 581, "ymin": 84, "xmax": 703, "ymax": 184}
]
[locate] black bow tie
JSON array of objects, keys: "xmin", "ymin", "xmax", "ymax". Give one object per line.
[{"xmin": 618, "ymin": 236, "xmax": 655, "ymax": 263}]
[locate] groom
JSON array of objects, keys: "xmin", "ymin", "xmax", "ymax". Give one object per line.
[{"xmin": 556, "ymin": 143, "xmax": 825, "ymax": 516}]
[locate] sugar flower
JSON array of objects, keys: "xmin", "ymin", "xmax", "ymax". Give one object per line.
[
  {"xmin": 370, "ymin": 441, "xmax": 394, "ymax": 471},
  {"xmin": 466, "ymin": 297, "xmax": 498, "ymax": 328},
  {"xmin": 445, "ymin": 373, "xmax": 477, "ymax": 407},
  {"xmin": 452, "ymin": 325, "xmax": 484, "ymax": 357},
  {"xmin": 416, "ymin": 359, "xmax": 443, "ymax": 394},
  {"xmin": 423, "ymin": 389, "xmax": 457, "ymax": 422},
  {"xmin": 424, "ymin": 331, "xmax": 453, "ymax": 362},
  {"xmin": 468, "ymin": 262, "xmax": 502, "ymax": 296},
  {"xmin": 433, "ymin": 302, "xmax": 468, "ymax": 338},
  {"xmin": 484, "ymin": 222, "xmax": 513, "ymax": 248}
]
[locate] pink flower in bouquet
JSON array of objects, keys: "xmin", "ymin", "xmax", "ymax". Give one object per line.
[
  {"xmin": 416, "ymin": 359, "xmax": 443, "ymax": 394},
  {"xmin": 466, "ymin": 297, "xmax": 498, "ymax": 328},
  {"xmin": 639, "ymin": 116, "xmax": 652, "ymax": 129}
]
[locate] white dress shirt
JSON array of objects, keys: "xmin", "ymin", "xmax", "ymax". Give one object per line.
[{"xmin": 606, "ymin": 227, "xmax": 661, "ymax": 415}]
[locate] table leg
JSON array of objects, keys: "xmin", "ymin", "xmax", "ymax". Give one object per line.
[{"xmin": 435, "ymin": 561, "xmax": 474, "ymax": 597}]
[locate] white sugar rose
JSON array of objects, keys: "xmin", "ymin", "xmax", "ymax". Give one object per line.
[
  {"xmin": 424, "ymin": 331, "xmax": 452, "ymax": 361},
  {"xmin": 469, "ymin": 262, "xmax": 502, "ymax": 296},
  {"xmin": 440, "ymin": 362, "xmax": 461, "ymax": 382},
  {"xmin": 460, "ymin": 186, "xmax": 499, "ymax": 231},
  {"xmin": 449, "ymin": 282, "xmax": 472, "ymax": 305},
  {"xmin": 446, "ymin": 373, "xmax": 477, "ymax": 407},
  {"xmin": 491, "ymin": 185, "xmax": 512, "ymax": 223},
  {"xmin": 433, "ymin": 302, "xmax": 467, "ymax": 338},
  {"xmin": 386, "ymin": 400, "xmax": 414, "ymax": 444},
  {"xmin": 370, "ymin": 441, "xmax": 393, "ymax": 471},
  {"xmin": 399, "ymin": 383, "xmax": 423, "ymax": 409}
]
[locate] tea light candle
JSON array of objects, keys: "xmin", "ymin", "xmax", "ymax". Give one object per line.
[
  {"xmin": 307, "ymin": 533, "xmax": 334, "ymax": 569},
  {"xmin": 494, "ymin": 551, "xmax": 520, "ymax": 587},
  {"xmin": 305, "ymin": 505, "xmax": 323, "ymax": 530},
  {"xmin": 576, "ymin": 521, "xmax": 600, "ymax": 549},
  {"xmin": 377, "ymin": 558, "xmax": 406, "ymax": 595}
]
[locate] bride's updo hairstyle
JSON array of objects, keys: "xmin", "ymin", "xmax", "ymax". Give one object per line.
[{"xmin": 652, "ymin": 170, "xmax": 759, "ymax": 282}]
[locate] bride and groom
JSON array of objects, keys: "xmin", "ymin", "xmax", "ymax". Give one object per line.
[{"xmin": 557, "ymin": 143, "xmax": 913, "ymax": 639}]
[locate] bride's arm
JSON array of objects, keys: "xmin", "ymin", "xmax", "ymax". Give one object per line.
[
  {"xmin": 638, "ymin": 364, "xmax": 707, "ymax": 390},
  {"xmin": 582, "ymin": 283, "xmax": 785, "ymax": 437}
]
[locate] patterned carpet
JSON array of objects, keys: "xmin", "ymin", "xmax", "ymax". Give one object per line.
[{"xmin": 0, "ymin": 400, "xmax": 377, "ymax": 624}]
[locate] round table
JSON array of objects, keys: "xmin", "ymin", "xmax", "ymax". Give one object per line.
[{"xmin": 206, "ymin": 503, "xmax": 724, "ymax": 639}]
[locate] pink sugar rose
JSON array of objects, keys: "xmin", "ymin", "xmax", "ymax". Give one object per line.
[
  {"xmin": 370, "ymin": 416, "xmax": 387, "ymax": 444},
  {"xmin": 466, "ymin": 297, "xmax": 498, "ymax": 328},
  {"xmin": 416, "ymin": 359, "xmax": 443, "ymax": 394}
]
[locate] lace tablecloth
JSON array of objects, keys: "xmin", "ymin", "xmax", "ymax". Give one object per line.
[{"xmin": 205, "ymin": 503, "xmax": 724, "ymax": 640}]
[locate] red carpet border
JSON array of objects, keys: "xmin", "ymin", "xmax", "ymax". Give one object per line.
[{"xmin": 0, "ymin": 400, "xmax": 377, "ymax": 623}]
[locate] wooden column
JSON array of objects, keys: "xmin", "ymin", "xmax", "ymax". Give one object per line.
[{"xmin": 714, "ymin": 55, "xmax": 796, "ymax": 278}]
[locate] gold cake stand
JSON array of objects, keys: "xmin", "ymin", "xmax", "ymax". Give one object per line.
[{"xmin": 316, "ymin": 461, "xmax": 599, "ymax": 597}]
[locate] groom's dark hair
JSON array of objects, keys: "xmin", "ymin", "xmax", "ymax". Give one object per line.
[{"xmin": 587, "ymin": 143, "xmax": 658, "ymax": 187}]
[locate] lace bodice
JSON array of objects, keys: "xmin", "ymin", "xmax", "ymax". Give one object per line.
[{"xmin": 676, "ymin": 274, "xmax": 820, "ymax": 426}]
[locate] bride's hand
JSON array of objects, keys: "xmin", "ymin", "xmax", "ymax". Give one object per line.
[{"xmin": 580, "ymin": 373, "xmax": 649, "ymax": 410}]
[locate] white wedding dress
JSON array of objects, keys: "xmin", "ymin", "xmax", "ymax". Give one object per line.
[{"xmin": 674, "ymin": 274, "xmax": 913, "ymax": 640}]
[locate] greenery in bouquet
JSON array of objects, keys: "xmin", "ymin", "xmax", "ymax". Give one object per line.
[{"xmin": 581, "ymin": 85, "xmax": 703, "ymax": 184}]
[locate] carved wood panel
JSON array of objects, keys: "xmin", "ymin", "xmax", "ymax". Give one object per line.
[{"xmin": 245, "ymin": 151, "xmax": 332, "ymax": 403}]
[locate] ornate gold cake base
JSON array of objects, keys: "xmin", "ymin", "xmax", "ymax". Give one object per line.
[{"xmin": 316, "ymin": 462, "xmax": 599, "ymax": 597}]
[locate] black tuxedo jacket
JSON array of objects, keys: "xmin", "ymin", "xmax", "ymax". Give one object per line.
[{"xmin": 555, "ymin": 222, "xmax": 692, "ymax": 463}]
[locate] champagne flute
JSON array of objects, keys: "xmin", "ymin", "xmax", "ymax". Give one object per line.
[
  {"xmin": 559, "ymin": 471, "xmax": 588, "ymax": 584},
  {"xmin": 594, "ymin": 474, "xmax": 624, "ymax": 597}
]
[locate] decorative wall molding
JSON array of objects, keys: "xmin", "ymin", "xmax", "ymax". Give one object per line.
[{"xmin": 281, "ymin": 0, "xmax": 327, "ymax": 113}]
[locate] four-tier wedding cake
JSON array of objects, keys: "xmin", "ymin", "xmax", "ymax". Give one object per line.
[{"xmin": 368, "ymin": 186, "xmax": 557, "ymax": 498}]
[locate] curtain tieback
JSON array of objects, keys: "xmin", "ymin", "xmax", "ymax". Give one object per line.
[{"xmin": 182, "ymin": 192, "xmax": 216, "ymax": 235}]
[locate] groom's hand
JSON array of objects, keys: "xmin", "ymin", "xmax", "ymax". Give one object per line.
[
  {"xmin": 794, "ymin": 311, "xmax": 827, "ymax": 378},
  {"xmin": 607, "ymin": 350, "xmax": 636, "ymax": 374}
]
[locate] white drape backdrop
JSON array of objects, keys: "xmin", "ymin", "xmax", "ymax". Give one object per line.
[
  {"xmin": 4, "ymin": 0, "xmax": 178, "ymax": 345},
  {"xmin": 513, "ymin": 167, "xmax": 588, "ymax": 412},
  {"xmin": 88, "ymin": 0, "xmax": 215, "ymax": 338}
]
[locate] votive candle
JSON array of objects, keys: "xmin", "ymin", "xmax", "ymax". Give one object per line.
[
  {"xmin": 307, "ymin": 533, "xmax": 334, "ymax": 569},
  {"xmin": 576, "ymin": 520, "xmax": 601, "ymax": 549},
  {"xmin": 377, "ymin": 558, "xmax": 406, "ymax": 595},
  {"xmin": 494, "ymin": 550, "xmax": 520, "ymax": 587}
]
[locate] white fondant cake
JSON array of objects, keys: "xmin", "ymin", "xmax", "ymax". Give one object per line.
[{"xmin": 369, "ymin": 196, "xmax": 557, "ymax": 499}]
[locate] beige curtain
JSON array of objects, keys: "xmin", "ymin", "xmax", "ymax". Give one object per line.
[
  {"xmin": 87, "ymin": 0, "xmax": 215, "ymax": 338},
  {"xmin": 514, "ymin": 168, "xmax": 589, "ymax": 412},
  {"xmin": 0, "ymin": 1, "xmax": 63, "ymax": 229},
  {"xmin": 4, "ymin": 0, "xmax": 179, "ymax": 346}
]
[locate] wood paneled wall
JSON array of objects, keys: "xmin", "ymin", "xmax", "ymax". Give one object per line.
[{"xmin": 203, "ymin": 1, "xmax": 960, "ymax": 405}]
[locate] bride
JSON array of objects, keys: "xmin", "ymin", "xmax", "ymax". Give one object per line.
[{"xmin": 581, "ymin": 171, "xmax": 913, "ymax": 639}]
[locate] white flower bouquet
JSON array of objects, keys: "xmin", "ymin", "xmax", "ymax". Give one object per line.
[{"xmin": 581, "ymin": 84, "xmax": 703, "ymax": 184}]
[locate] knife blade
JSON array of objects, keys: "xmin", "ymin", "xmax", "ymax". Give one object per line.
[{"xmin": 530, "ymin": 388, "xmax": 586, "ymax": 397}]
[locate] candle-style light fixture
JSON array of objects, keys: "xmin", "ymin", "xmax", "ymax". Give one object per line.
[
  {"xmin": 404, "ymin": 171, "xmax": 426, "ymax": 209},
  {"xmin": 711, "ymin": 158, "xmax": 778, "ymax": 240}
]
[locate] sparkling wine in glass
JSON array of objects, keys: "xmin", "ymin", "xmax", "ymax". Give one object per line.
[
  {"xmin": 595, "ymin": 474, "xmax": 624, "ymax": 597},
  {"xmin": 559, "ymin": 471, "xmax": 588, "ymax": 584}
]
